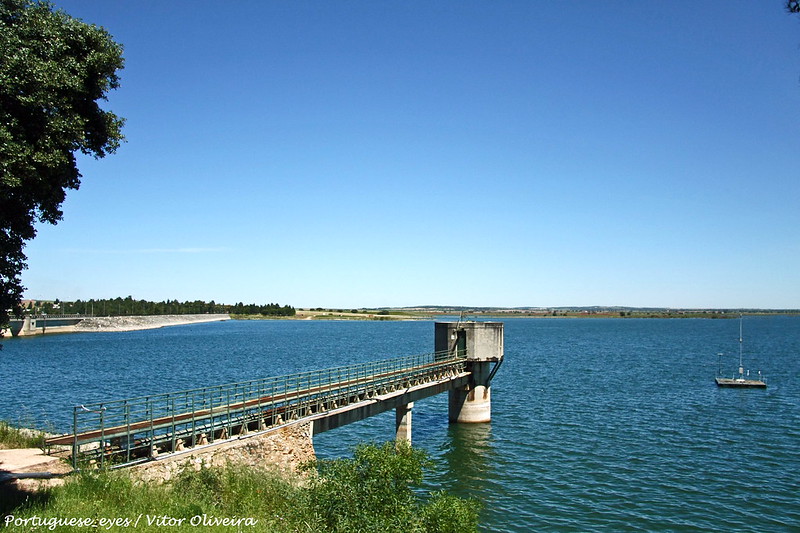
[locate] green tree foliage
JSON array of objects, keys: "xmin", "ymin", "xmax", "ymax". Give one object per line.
[
  {"xmin": 0, "ymin": 0, "xmax": 124, "ymax": 334},
  {"xmin": 304, "ymin": 440, "xmax": 480, "ymax": 532},
  {"xmin": 232, "ymin": 301, "xmax": 296, "ymax": 316},
  {"xmin": 789, "ymin": 0, "xmax": 800, "ymax": 14},
  {"xmin": 24, "ymin": 296, "xmax": 296, "ymax": 317}
]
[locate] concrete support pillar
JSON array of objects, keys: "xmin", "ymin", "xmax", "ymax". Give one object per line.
[
  {"xmin": 395, "ymin": 402, "xmax": 413, "ymax": 441},
  {"xmin": 449, "ymin": 361, "xmax": 492, "ymax": 423}
]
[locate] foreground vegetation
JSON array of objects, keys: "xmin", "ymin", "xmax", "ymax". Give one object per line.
[
  {"xmin": 0, "ymin": 421, "xmax": 44, "ymax": 450},
  {"xmin": 3, "ymin": 441, "xmax": 479, "ymax": 532}
]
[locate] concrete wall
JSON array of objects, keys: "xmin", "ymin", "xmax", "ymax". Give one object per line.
[
  {"xmin": 434, "ymin": 322, "xmax": 504, "ymax": 361},
  {"xmin": 466, "ymin": 322, "xmax": 504, "ymax": 361},
  {"xmin": 6, "ymin": 316, "xmax": 85, "ymax": 336}
]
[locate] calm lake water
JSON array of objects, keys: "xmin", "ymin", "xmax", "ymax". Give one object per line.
[{"xmin": 2, "ymin": 317, "xmax": 799, "ymax": 531}]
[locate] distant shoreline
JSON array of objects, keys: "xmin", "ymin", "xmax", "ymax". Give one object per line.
[
  {"xmin": 241, "ymin": 309, "xmax": 800, "ymax": 321},
  {"xmin": 4, "ymin": 310, "xmax": 798, "ymax": 338}
]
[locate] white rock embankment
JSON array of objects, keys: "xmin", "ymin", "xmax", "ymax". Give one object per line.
[{"xmin": 74, "ymin": 314, "xmax": 230, "ymax": 332}]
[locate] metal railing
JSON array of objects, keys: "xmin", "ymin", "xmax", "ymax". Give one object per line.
[{"xmin": 46, "ymin": 350, "xmax": 467, "ymax": 469}]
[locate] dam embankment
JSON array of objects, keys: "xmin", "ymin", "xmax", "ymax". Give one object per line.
[{"xmin": 4, "ymin": 314, "xmax": 230, "ymax": 337}]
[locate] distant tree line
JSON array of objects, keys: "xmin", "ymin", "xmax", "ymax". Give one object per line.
[
  {"xmin": 229, "ymin": 302, "xmax": 296, "ymax": 316},
  {"xmin": 23, "ymin": 297, "xmax": 295, "ymax": 317}
]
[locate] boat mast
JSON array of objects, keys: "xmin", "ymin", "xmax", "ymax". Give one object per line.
[{"xmin": 738, "ymin": 314, "xmax": 744, "ymax": 378}]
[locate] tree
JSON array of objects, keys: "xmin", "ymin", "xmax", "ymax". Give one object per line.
[
  {"xmin": 789, "ymin": 1, "xmax": 800, "ymax": 14},
  {"xmin": 0, "ymin": 0, "xmax": 124, "ymax": 334}
]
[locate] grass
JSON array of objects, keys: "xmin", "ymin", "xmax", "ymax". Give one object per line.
[
  {"xmin": 3, "ymin": 465, "xmax": 312, "ymax": 532},
  {"xmin": 0, "ymin": 420, "xmax": 45, "ymax": 450},
  {"xmin": 3, "ymin": 441, "xmax": 480, "ymax": 532}
]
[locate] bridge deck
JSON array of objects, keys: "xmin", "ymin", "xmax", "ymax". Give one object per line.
[{"xmin": 45, "ymin": 351, "xmax": 468, "ymax": 468}]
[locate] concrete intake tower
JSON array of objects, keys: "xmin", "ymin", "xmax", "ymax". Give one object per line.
[{"xmin": 435, "ymin": 321, "xmax": 504, "ymax": 423}]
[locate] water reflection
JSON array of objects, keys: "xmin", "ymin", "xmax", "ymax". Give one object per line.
[{"xmin": 435, "ymin": 422, "xmax": 496, "ymax": 498}]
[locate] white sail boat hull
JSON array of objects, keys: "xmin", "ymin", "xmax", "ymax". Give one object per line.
[{"xmin": 715, "ymin": 376, "xmax": 766, "ymax": 388}]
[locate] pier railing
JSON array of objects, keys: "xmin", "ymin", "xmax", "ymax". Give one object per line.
[{"xmin": 46, "ymin": 350, "xmax": 466, "ymax": 469}]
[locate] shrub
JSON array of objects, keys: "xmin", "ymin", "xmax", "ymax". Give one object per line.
[{"xmin": 304, "ymin": 441, "xmax": 479, "ymax": 532}]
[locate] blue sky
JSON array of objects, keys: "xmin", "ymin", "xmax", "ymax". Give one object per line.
[{"xmin": 22, "ymin": 1, "xmax": 800, "ymax": 309}]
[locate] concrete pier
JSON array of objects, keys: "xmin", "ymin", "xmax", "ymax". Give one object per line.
[
  {"xmin": 395, "ymin": 402, "xmax": 413, "ymax": 441},
  {"xmin": 435, "ymin": 322, "xmax": 504, "ymax": 424}
]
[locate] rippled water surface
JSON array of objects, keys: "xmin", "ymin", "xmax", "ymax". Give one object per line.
[{"xmin": 2, "ymin": 317, "xmax": 799, "ymax": 531}]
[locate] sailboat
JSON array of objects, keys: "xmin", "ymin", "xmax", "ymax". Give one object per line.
[{"xmin": 715, "ymin": 315, "xmax": 766, "ymax": 388}]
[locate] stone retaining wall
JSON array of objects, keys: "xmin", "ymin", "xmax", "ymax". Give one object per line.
[
  {"xmin": 75, "ymin": 314, "xmax": 230, "ymax": 332},
  {"xmin": 131, "ymin": 422, "xmax": 315, "ymax": 484}
]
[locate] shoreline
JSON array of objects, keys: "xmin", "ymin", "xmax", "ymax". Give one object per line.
[
  {"xmin": 2, "ymin": 314, "xmax": 230, "ymax": 337},
  {"xmin": 5, "ymin": 310, "xmax": 797, "ymax": 338},
  {"xmin": 74, "ymin": 314, "xmax": 230, "ymax": 332}
]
